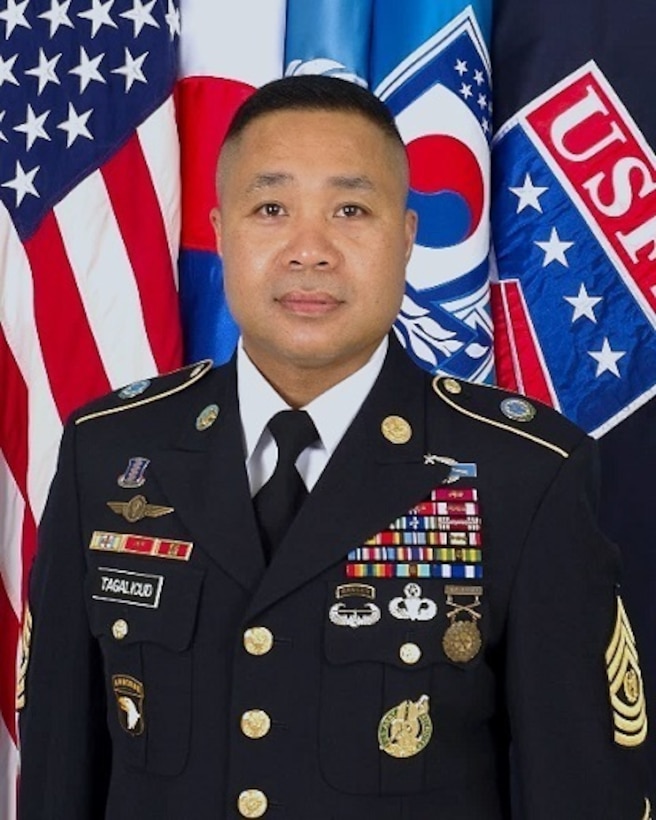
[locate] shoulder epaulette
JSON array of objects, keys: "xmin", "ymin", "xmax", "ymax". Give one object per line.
[
  {"xmin": 75, "ymin": 359, "xmax": 213, "ymax": 425},
  {"xmin": 432, "ymin": 376, "xmax": 585, "ymax": 459}
]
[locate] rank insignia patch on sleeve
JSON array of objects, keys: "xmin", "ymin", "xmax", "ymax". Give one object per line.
[{"xmin": 605, "ymin": 596, "xmax": 647, "ymax": 747}]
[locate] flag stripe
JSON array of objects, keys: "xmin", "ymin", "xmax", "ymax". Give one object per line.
[
  {"xmin": 0, "ymin": 577, "xmax": 19, "ymax": 745},
  {"xmin": 25, "ymin": 213, "xmax": 111, "ymax": 423},
  {"xmin": 137, "ymin": 98, "xmax": 181, "ymax": 282},
  {"xmin": 0, "ymin": 672, "xmax": 19, "ymax": 819},
  {"xmin": 54, "ymin": 171, "xmax": 158, "ymax": 391},
  {"xmin": 102, "ymin": 132, "xmax": 182, "ymax": 374}
]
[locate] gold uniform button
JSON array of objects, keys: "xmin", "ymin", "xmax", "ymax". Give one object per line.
[
  {"xmin": 243, "ymin": 627, "xmax": 274, "ymax": 656},
  {"xmin": 111, "ymin": 619, "xmax": 129, "ymax": 640},
  {"xmin": 237, "ymin": 789, "xmax": 268, "ymax": 818},
  {"xmin": 443, "ymin": 378, "xmax": 462, "ymax": 395},
  {"xmin": 241, "ymin": 709, "xmax": 271, "ymax": 739},
  {"xmin": 399, "ymin": 642, "xmax": 422, "ymax": 665}
]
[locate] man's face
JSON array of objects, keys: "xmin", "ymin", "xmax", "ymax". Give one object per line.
[{"xmin": 212, "ymin": 109, "xmax": 416, "ymax": 382}]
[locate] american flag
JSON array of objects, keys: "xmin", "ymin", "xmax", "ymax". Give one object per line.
[{"xmin": 0, "ymin": 0, "xmax": 183, "ymax": 814}]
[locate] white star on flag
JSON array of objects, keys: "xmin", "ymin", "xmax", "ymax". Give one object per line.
[
  {"xmin": 112, "ymin": 48, "xmax": 148, "ymax": 91},
  {"xmin": 120, "ymin": 0, "xmax": 159, "ymax": 36},
  {"xmin": 69, "ymin": 46, "xmax": 106, "ymax": 92},
  {"xmin": 509, "ymin": 173, "xmax": 548, "ymax": 213},
  {"xmin": 2, "ymin": 160, "xmax": 40, "ymax": 205},
  {"xmin": 473, "ymin": 69, "xmax": 484, "ymax": 85},
  {"xmin": 25, "ymin": 48, "xmax": 62, "ymax": 95},
  {"xmin": 0, "ymin": 52, "xmax": 18, "ymax": 86},
  {"xmin": 460, "ymin": 83, "xmax": 472, "ymax": 100},
  {"xmin": 78, "ymin": 0, "xmax": 117, "ymax": 38},
  {"xmin": 164, "ymin": 0, "xmax": 180, "ymax": 38},
  {"xmin": 14, "ymin": 104, "xmax": 51, "ymax": 151},
  {"xmin": 564, "ymin": 283, "xmax": 602, "ymax": 323},
  {"xmin": 38, "ymin": 0, "xmax": 74, "ymax": 38},
  {"xmin": 0, "ymin": 110, "xmax": 7, "ymax": 142},
  {"xmin": 57, "ymin": 103, "xmax": 93, "ymax": 147},
  {"xmin": 477, "ymin": 93, "xmax": 487, "ymax": 109},
  {"xmin": 535, "ymin": 227, "xmax": 574, "ymax": 267},
  {"xmin": 0, "ymin": 0, "xmax": 31, "ymax": 38},
  {"xmin": 588, "ymin": 338, "xmax": 626, "ymax": 378},
  {"xmin": 454, "ymin": 59, "xmax": 467, "ymax": 75}
]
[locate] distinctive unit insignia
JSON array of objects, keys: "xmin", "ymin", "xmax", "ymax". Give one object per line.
[
  {"xmin": 118, "ymin": 380, "xmax": 150, "ymax": 400},
  {"xmin": 196, "ymin": 403, "xmax": 219, "ymax": 431},
  {"xmin": 117, "ymin": 457, "xmax": 150, "ymax": 489},
  {"xmin": 442, "ymin": 585, "xmax": 483, "ymax": 663},
  {"xmin": 378, "ymin": 695, "xmax": 433, "ymax": 758},
  {"xmin": 500, "ymin": 397, "xmax": 536, "ymax": 422},
  {"xmin": 388, "ymin": 583, "xmax": 437, "ymax": 621},
  {"xmin": 112, "ymin": 674, "xmax": 145, "ymax": 735},
  {"xmin": 605, "ymin": 596, "xmax": 647, "ymax": 747},
  {"xmin": 107, "ymin": 495, "xmax": 174, "ymax": 523},
  {"xmin": 329, "ymin": 583, "xmax": 381, "ymax": 628},
  {"xmin": 381, "ymin": 415, "xmax": 412, "ymax": 444}
]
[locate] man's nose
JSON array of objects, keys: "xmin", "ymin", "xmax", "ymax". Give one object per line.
[{"xmin": 283, "ymin": 217, "xmax": 339, "ymax": 270}]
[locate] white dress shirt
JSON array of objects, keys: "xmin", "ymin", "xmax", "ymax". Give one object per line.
[{"xmin": 237, "ymin": 337, "xmax": 388, "ymax": 496}]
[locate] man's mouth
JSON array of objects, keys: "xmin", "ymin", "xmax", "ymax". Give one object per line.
[{"xmin": 276, "ymin": 291, "xmax": 343, "ymax": 316}]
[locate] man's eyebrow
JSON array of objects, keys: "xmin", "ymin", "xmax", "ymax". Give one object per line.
[
  {"xmin": 327, "ymin": 175, "xmax": 375, "ymax": 191},
  {"xmin": 246, "ymin": 172, "xmax": 294, "ymax": 193}
]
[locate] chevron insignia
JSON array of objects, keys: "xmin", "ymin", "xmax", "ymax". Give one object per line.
[{"xmin": 605, "ymin": 596, "xmax": 647, "ymax": 748}]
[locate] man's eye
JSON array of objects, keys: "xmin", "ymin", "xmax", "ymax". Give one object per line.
[
  {"xmin": 258, "ymin": 203, "xmax": 284, "ymax": 217},
  {"xmin": 337, "ymin": 204, "xmax": 364, "ymax": 218}
]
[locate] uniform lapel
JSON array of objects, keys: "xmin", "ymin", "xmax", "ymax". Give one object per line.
[
  {"xmin": 152, "ymin": 361, "xmax": 266, "ymax": 592},
  {"xmin": 245, "ymin": 340, "xmax": 452, "ymax": 621}
]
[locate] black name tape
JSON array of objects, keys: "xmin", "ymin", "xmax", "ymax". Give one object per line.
[{"xmin": 92, "ymin": 567, "xmax": 164, "ymax": 608}]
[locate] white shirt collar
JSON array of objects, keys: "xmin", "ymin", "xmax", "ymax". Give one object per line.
[{"xmin": 237, "ymin": 336, "xmax": 388, "ymax": 461}]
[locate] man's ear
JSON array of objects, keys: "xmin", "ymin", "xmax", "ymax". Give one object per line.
[
  {"xmin": 210, "ymin": 207, "xmax": 222, "ymax": 255},
  {"xmin": 404, "ymin": 209, "xmax": 418, "ymax": 264}
]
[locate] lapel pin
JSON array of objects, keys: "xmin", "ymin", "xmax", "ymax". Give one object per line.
[
  {"xmin": 196, "ymin": 403, "xmax": 219, "ymax": 431},
  {"xmin": 107, "ymin": 495, "xmax": 174, "ymax": 523},
  {"xmin": 381, "ymin": 415, "xmax": 412, "ymax": 444}
]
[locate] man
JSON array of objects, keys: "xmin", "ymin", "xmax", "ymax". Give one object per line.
[{"xmin": 18, "ymin": 76, "xmax": 650, "ymax": 819}]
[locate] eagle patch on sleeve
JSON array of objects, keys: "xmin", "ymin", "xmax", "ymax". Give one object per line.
[
  {"xmin": 15, "ymin": 605, "xmax": 32, "ymax": 711},
  {"xmin": 605, "ymin": 596, "xmax": 647, "ymax": 747}
]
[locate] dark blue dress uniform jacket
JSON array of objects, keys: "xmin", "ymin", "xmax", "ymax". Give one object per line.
[{"xmin": 18, "ymin": 339, "xmax": 651, "ymax": 819}]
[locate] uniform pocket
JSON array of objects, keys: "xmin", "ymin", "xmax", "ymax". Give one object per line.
[
  {"xmin": 85, "ymin": 561, "xmax": 205, "ymax": 775},
  {"xmin": 319, "ymin": 578, "xmax": 488, "ymax": 796}
]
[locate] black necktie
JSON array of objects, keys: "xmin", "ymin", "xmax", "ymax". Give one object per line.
[{"xmin": 253, "ymin": 410, "xmax": 318, "ymax": 561}]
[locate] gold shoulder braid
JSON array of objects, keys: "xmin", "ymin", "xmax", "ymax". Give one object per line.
[
  {"xmin": 76, "ymin": 359, "xmax": 213, "ymax": 425},
  {"xmin": 605, "ymin": 596, "xmax": 647, "ymax": 747}
]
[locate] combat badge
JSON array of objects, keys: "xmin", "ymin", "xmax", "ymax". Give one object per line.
[
  {"xmin": 107, "ymin": 495, "xmax": 174, "ymax": 523},
  {"xmin": 117, "ymin": 457, "xmax": 150, "ymax": 489},
  {"xmin": 605, "ymin": 596, "xmax": 647, "ymax": 747},
  {"xmin": 329, "ymin": 583, "xmax": 381, "ymax": 628},
  {"xmin": 15, "ymin": 605, "xmax": 32, "ymax": 710},
  {"xmin": 378, "ymin": 695, "xmax": 433, "ymax": 758},
  {"xmin": 113, "ymin": 674, "xmax": 145, "ymax": 735},
  {"xmin": 442, "ymin": 585, "xmax": 483, "ymax": 663},
  {"xmin": 389, "ymin": 583, "xmax": 437, "ymax": 621}
]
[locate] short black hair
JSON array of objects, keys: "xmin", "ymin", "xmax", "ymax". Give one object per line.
[{"xmin": 223, "ymin": 75, "xmax": 404, "ymax": 149}]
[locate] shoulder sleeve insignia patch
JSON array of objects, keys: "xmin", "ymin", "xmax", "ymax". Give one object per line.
[
  {"xmin": 605, "ymin": 596, "xmax": 647, "ymax": 747},
  {"xmin": 15, "ymin": 605, "xmax": 33, "ymax": 711}
]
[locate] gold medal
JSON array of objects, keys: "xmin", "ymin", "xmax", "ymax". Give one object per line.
[
  {"xmin": 378, "ymin": 695, "xmax": 432, "ymax": 758},
  {"xmin": 442, "ymin": 620, "xmax": 482, "ymax": 663}
]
